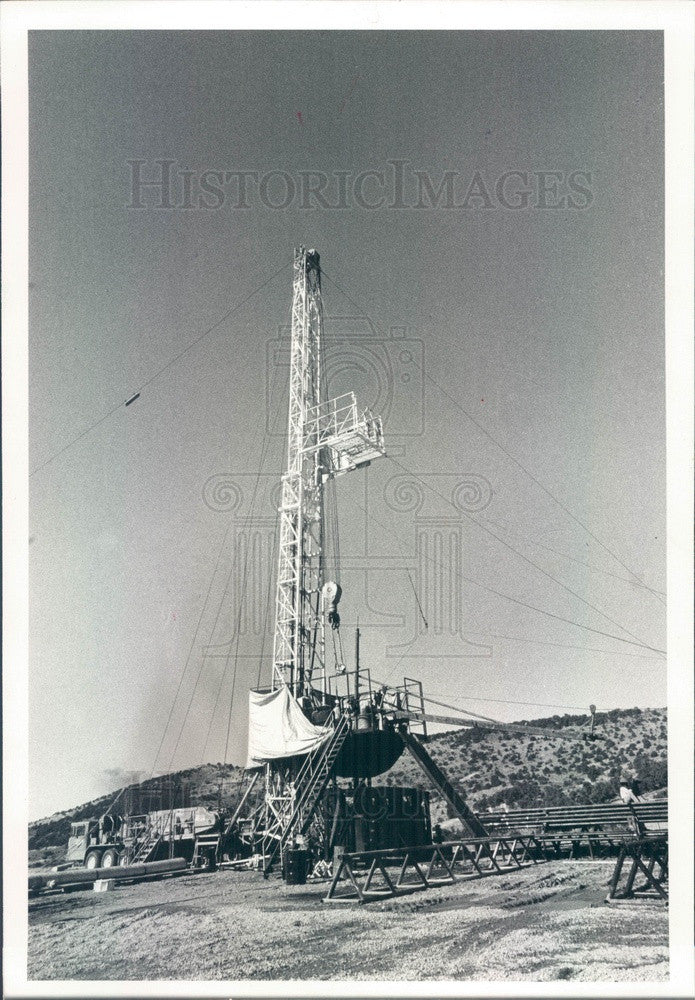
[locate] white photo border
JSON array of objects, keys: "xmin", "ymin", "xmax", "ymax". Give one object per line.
[{"xmin": 2, "ymin": 2, "xmax": 693, "ymax": 997}]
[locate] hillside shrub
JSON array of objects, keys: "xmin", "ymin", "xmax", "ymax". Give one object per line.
[{"xmin": 29, "ymin": 707, "xmax": 667, "ymax": 849}]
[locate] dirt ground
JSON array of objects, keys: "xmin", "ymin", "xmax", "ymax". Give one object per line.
[{"xmin": 28, "ymin": 860, "xmax": 668, "ymax": 983}]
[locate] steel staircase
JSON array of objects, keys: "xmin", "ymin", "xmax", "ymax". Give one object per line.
[
  {"xmin": 129, "ymin": 828, "xmax": 162, "ymax": 864},
  {"xmin": 263, "ymin": 713, "xmax": 350, "ymax": 872}
]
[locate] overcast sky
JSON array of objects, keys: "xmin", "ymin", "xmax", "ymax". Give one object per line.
[{"xmin": 28, "ymin": 30, "xmax": 664, "ymax": 819}]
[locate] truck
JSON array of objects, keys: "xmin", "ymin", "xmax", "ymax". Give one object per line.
[{"xmin": 66, "ymin": 806, "xmax": 224, "ymax": 870}]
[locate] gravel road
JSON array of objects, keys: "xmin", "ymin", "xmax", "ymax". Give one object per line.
[{"xmin": 28, "ymin": 860, "xmax": 668, "ymax": 982}]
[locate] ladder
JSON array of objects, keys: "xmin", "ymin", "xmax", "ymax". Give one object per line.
[
  {"xmin": 191, "ymin": 833, "xmax": 221, "ymax": 868},
  {"xmin": 129, "ymin": 828, "xmax": 162, "ymax": 865},
  {"xmin": 223, "ymin": 770, "xmax": 260, "ymax": 838},
  {"xmin": 398, "ymin": 729, "xmax": 489, "ymax": 838},
  {"xmin": 263, "ymin": 713, "xmax": 350, "ymax": 873}
]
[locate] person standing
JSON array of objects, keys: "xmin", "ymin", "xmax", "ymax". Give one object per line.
[{"xmin": 619, "ymin": 772, "xmax": 640, "ymax": 805}]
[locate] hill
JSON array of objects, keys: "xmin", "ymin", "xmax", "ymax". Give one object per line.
[
  {"xmin": 29, "ymin": 707, "xmax": 666, "ymax": 856},
  {"xmin": 375, "ymin": 706, "xmax": 667, "ymax": 824},
  {"xmin": 28, "ymin": 763, "xmax": 245, "ymax": 855}
]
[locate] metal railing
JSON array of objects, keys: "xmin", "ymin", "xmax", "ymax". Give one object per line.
[{"xmin": 303, "ymin": 392, "xmax": 385, "ymax": 461}]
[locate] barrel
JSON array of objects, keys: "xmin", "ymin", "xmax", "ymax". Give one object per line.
[{"xmin": 283, "ymin": 848, "xmax": 310, "ymax": 885}]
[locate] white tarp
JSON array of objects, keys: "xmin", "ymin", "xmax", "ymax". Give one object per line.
[{"xmin": 246, "ymin": 686, "xmax": 330, "ymax": 769}]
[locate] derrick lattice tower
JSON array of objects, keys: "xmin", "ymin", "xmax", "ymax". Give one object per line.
[
  {"xmin": 271, "ymin": 247, "xmax": 384, "ymax": 696},
  {"xmin": 258, "ymin": 248, "xmax": 386, "ymax": 865}
]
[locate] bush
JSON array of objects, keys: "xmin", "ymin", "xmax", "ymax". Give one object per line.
[
  {"xmin": 585, "ymin": 778, "xmax": 617, "ymax": 803},
  {"xmin": 542, "ymin": 784, "xmax": 571, "ymax": 807},
  {"xmin": 633, "ymin": 755, "xmax": 667, "ymax": 792}
]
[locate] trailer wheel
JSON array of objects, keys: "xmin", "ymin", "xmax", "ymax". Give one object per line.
[
  {"xmin": 84, "ymin": 849, "xmax": 101, "ymax": 870},
  {"xmin": 101, "ymin": 848, "xmax": 119, "ymax": 868}
]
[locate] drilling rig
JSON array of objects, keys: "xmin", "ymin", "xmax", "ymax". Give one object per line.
[{"xmin": 239, "ymin": 248, "xmax": 496, "ymax": 875}]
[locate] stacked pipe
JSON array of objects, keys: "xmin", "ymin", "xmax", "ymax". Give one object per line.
[{"xmin": 28, "ymin": 857, "xmax": 187, "ymax": 894}]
